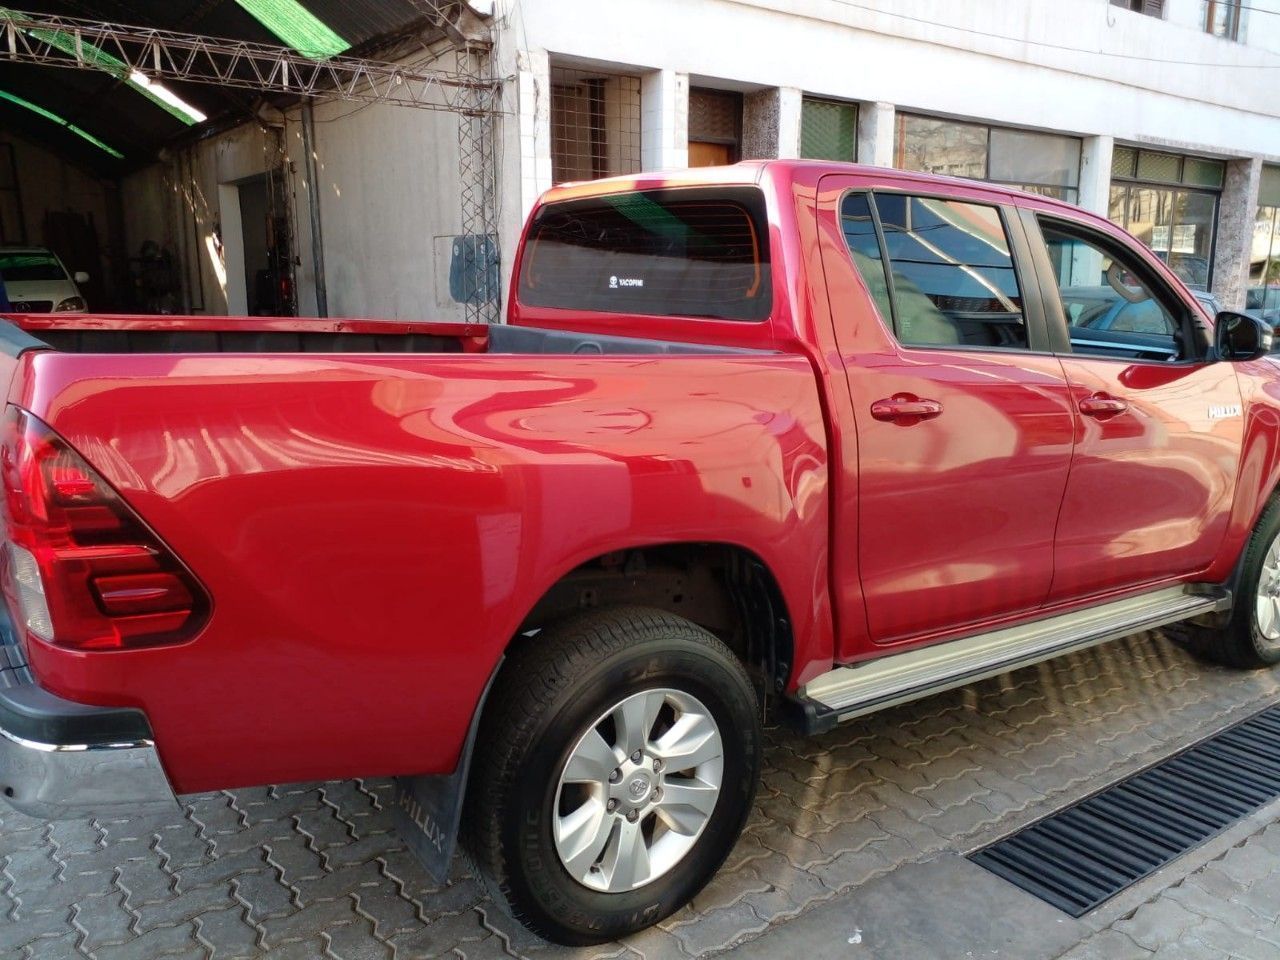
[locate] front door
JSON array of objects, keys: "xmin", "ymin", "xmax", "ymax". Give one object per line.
[
  {"xmin": 819, "ymin": 184, "xmax": 1077, "ymax": 647},
  {"xmin": 1027, "ymin": 211, "xmax": 1243, "ymax": 601}
]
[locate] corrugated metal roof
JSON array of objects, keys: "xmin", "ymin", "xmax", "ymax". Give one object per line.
[{"xmin": 0, "ymin": 0, "xmax": 431, "ymax": 174}]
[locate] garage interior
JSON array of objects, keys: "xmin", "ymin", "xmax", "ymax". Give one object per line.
[{"xmin": 0, "ymin": 2, "xmax": 499, "ymax": 320}]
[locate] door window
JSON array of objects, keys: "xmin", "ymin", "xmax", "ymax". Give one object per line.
[
  {"xmin": 1039, "ymin": 219, "xmax": 1193, "ymax": 362},
  {"xmin": 838, "ymin": 193, "xmax": 895, "ymax": 326},
  {"xmin": 839, "ymin": 192, "xmax": 1028, "ymax": 350}
]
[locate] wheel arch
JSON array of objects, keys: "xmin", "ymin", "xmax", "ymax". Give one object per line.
[{"xmin": 508, "ymin": 542, "xmax": 796, "ymax": 701}]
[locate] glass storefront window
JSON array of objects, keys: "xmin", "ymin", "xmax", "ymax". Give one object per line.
[
  {"xmin": 894, "ymin": 115, "xmax": 1080, "ymax": 202},
  {"xmin": 801, "ymin": 98, "xmax": 857, "ymax": 162},
  {"xmin": 1109, "ymin": 147, "xmax": 1227, "ymax": 290},
  {"xmin": 1184, "ymin": 158, "xmax": 1226, "ymax": 189},
  {"xmin": 1112, "ymin": 147, "xmax": 1137, "ymax": 178},
  {"xmin": 895, "ymin": 115, "xmax": 987, "ymax": 180},
  {"xmin": 1110, "ymin": 183, "xmax": 1217, "ymax": 290},
  {"xmin": 1136, "ymin": 151, "xmax": 1181, "ymax": 183},
  {"xmin": 988, "ymin": 128, "xmax": 1080, "ymax": 193},
  {"xmin": 1251, "ymin": 166, "xmax": 1280, "ymax": 318}
]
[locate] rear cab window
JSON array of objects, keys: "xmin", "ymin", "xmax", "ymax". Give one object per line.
[{"xmin": 517, "ymin": 187, "xmax": 772, "ymax": 321}]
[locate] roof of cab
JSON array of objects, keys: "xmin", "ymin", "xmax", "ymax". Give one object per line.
[{"xmin": 539, "ymin": 159, "xmax": 1084, "ymax": 218}]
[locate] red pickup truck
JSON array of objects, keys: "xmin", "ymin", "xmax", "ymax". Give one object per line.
[{"xmin": 0, "ymin": 161, "xmax": 1276, "ymax": 944}]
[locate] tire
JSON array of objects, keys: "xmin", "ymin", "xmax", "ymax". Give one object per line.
[
  {"xmin": 463, "ymin": 606, "xmax": 761, "ymax": 946},
  {"xmin": 1181, "ymin": 496, "xmax": 1280, "ymax": 669}
]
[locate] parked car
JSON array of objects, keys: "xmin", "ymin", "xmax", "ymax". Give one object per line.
[
  {"xmin": 1246, "ymin": 285, "xmax": 1280, "ymax": 327},
  {"xmin": 0, "ymin": 162, "xmax": 1277, "ymax": 945},
  {"xmin": 0, "ymin": 246, "xmax": 88, "ymax": 313},
  {"xmin": 1070, "ymin": 284, "xmax": 1280, "ymax": 356}
]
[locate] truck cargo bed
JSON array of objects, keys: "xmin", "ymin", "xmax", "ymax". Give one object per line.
[{"xmin": 2, "ymin": 314, "xmax": 759, "ymax": 356}]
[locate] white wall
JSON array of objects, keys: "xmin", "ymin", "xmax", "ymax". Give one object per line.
[
  {"xmin": 497, "ymin": 0, "xmax": 1279, "ymax": 162},
  {"xmin": 284, "ymin": 96, "xmax": 467, "ymax": 322}
]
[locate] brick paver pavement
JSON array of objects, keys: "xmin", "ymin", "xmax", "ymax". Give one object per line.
[
  {"xmin": 3, "ymin": 629, "xmax": 1279, "ymax": 959},
  {"xmin": 1055, "ymin": 817, "xmax": 1280, "ymax": 960}
]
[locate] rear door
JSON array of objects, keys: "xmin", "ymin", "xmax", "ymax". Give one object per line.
[
  {"xmin": 1019, "ymin": 209, "xmax": 1243, "ymax": 601},
  {"xmin": 818, "ymin": 182, "xmax": 1077, "ymax": 648}
]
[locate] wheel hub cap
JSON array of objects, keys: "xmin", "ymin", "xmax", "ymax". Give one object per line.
[
  {"xmin": 552, "ymin": 687, "xmax": 724, "ymax": 893},
  {"xmin": 1257, "ymin": 532, "xmax": 1280, "ymax": 643},
  {"xmin": 626, "ymin": 773, "xmax": 652, "ymax": 802}
]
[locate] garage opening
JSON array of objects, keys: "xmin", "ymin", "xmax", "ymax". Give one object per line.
[{"xmin": 0, "ymin": 4, "xmax": 500, "ymax": 322}]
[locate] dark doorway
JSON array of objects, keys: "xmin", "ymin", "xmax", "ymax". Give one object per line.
[{"xmin": 237, "ymin": 170, "xmax": 296, "ymax": 316}]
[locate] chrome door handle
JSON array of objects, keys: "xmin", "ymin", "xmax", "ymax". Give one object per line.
[
  {"xmin": 870, "ymin": 395, "xmax": 944, "ymax": 422},
  {"xmin": 1078, "ymin": 393, "xmax": 1128, "ymax": 417}
]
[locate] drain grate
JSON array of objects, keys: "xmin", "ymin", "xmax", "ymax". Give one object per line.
[{"xmin": 970, "ymin": 704, "xmax": 1280, "ymax": 917}]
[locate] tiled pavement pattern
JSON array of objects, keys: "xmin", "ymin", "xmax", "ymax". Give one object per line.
[
  {"xmin": 3, "ymin": 630, "xmax": 1280, "ymax": 960},
  {"xmin": 1057, "ymin": 818, "xmax": 1280, "ymax": 960}
]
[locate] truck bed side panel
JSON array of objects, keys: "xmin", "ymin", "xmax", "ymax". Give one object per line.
[{"xmin": 13, "ymin": 351, "xmax": 829, "ymax": 793}]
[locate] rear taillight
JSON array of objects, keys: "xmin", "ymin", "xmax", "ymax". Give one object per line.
[{"xmin": 0, "ymin": 406, "xmax": 209, "ymax": 651}]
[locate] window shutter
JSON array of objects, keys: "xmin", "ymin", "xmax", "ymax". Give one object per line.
[{"xmin": 1142, "ymin": 0, "xmax": 1164, "ymax": 16}]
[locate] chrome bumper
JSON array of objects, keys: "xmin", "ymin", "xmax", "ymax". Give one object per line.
[
  {"xmin": 0, "ymin": 605, "xmax": 179, "ymax": 820},
  {"xmin": 0, "ymin": 724, "xmax": 180, "ymax": 820}
]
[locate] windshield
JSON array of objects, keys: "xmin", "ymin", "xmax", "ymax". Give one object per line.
[{"xmin": 0, "ymin": 252, "xmax": 67, "ymax": 283}]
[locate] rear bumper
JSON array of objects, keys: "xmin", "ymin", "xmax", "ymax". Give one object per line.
[
  {"xmin": 0, "ymin": 723, "xmax": 179, "ymax": 820},
  {"xmin": 0, "ymin": 612, "xmax": 179, "ymax": 820}
]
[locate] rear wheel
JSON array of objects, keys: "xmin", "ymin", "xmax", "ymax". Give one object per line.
[
  {"xmin": 464, "ymin": 607, "xmax": 761, "ymax": 945},
  {"xmin": 1183, "ymin": 498, "xmax": 1280, "ymax": 669}
]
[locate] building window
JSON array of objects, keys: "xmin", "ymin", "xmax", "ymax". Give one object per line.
[
  {"xmin": 893, "ymin": 115, "xmax": 1081, "ymax": 202},
  {"xmin": 549, "ymin": 66, "xmax": 641, "ymax": 184},
  {"xmin": 688, "ymin": 89, "xmax": 743, "ymax": 168},
  {"xmin": 1204, "ymin": 0, "xmax": 1241, "ymax": 39},
  {"xmin": 1109, "ymin": 147, "xmax": 1224, "ymax": 291},
  {"xmin": 801, "ymin": 98, "xmax": 857, "ymax": 162},
  {"xmin": 1110, "ymin": 0, "xmax": 1164, "ymax": 16},
  {"xmin": 1251, "ymin": 165, "xmax": 1280, "ymax": 318}
]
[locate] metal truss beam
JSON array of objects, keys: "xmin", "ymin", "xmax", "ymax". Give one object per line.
[{"xmin": 0, "ymin": 9, "xmax": 500, "ymax": 113}]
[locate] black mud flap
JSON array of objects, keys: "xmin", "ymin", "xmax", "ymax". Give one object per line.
[
  {"xmin": 392, "ymin": 658, "xmax": 501, "ymax": 882},
  {"xmin": 393, "ymin": 766, "xmax": 469, "ymax": 882}
]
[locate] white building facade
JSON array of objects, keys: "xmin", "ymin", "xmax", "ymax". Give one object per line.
[{"xmin": 121, "ymin": 0, "xmax": 1280, "ymax": 320}]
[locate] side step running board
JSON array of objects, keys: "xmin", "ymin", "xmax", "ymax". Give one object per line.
[{"xmin": 797, "ymin": 586, "xmax": 1230, "ymax": 734}]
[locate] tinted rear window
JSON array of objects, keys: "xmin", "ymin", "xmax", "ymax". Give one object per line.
[{"xmin": 517, "ymin": 187, "xmax": 772, "ymax": 321}]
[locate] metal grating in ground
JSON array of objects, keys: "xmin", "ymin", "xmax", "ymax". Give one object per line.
[{"xmin": 970, "ymin": 703, "xmax": 1280, "ymax": 917}]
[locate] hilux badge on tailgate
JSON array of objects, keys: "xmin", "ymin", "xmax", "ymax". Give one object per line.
[{"xmin": 1208, "ymin": 403, "xmax": 1242, "ymax": 420}]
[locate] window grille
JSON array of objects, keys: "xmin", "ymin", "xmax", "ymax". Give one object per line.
[{"xmin": 550, "ymin": 66, "xmax": 642, "ymax": 184}]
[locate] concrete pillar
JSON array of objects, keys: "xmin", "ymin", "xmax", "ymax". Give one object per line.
[
  {"xmin": 1078, "ymin": 135, "xmax": 1115, "ymax": 219},
  {"xmin": 1212, "ymin": 157, "xmax": 1264, "ymax": 310},
  {"xmin": 741, "ymin": 86, "xmax": 802, "ymax": 160},
  {"xmin": 778, "ymin": 87, "xmax": 803, "ymax": 159},
  {"xmin": 857, "ymin": 101, "xmax": 895, "ymax": 168},
  {"xmin": 641, "ymin": 69, "xmax": 688, "ymax": 171},
  {"xmin": 517, "ymin": 48, "xmax": 552, "ymax": 222},
  {"xmin": 742, "ymin": 89, "xmax": 779, "ymax": 160}
]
